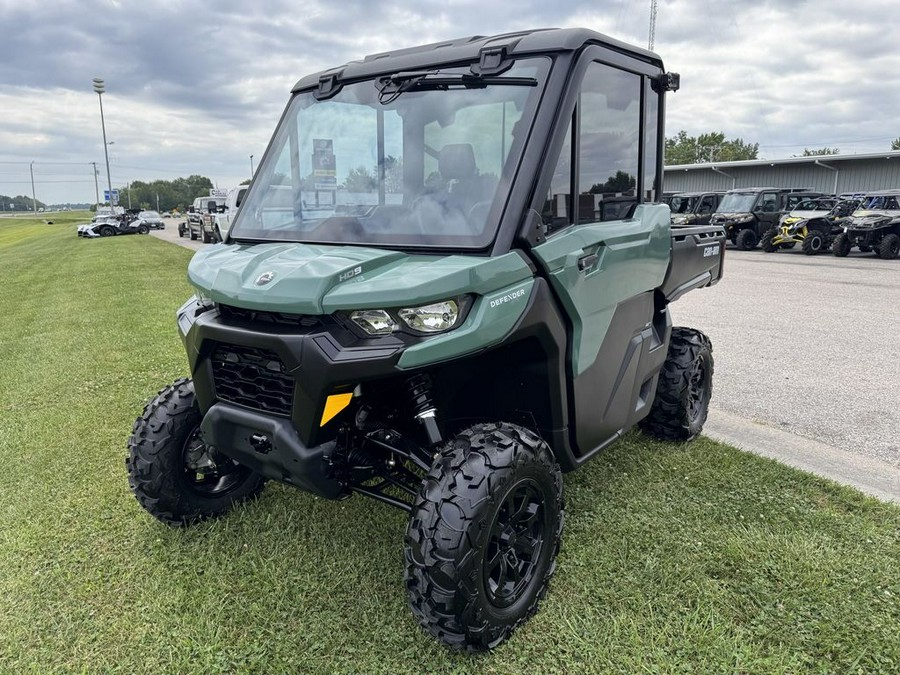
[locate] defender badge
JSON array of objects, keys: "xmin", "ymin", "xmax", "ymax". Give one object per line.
[{"xmin": 255, "ymin": 271, "xmax": 276, "ymax": 286}]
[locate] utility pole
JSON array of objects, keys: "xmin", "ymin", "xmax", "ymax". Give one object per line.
[
  {"xmin": 30, "ymin": 161, "xmax": 37, "ymax": 213},
  {"xmin": 250, "ymin": 154, "xmax": 254, "ymax": 177},
  {"xmin": 156, "ymin": 193, "xmax": 160, "ymax": 212},
  {"xmin": 127, "ymin": 181, "xmax": 132, "ymax": 209},
  {"xmin": 92, "ymin": 162, "xmax": 100, "ymax": 209},
  {"xmin": 648, "ymin": 0, "xmax": 658, "ymax": 50}
]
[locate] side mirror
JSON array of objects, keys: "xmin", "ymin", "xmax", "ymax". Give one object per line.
[
  {"xmin": 207, "ymin": 201, "xmax": 217, "ymax": 214},
  {"xmin": 187, "ymin": 206, "xmax": 195, "ymax": 213}
]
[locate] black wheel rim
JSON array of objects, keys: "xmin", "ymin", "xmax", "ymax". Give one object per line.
[
  {"xmin": 483, "ymin": 479, "xmax": 546, "ymax": 609},
  {"xmin": 181, "ymin": 426, "xmax": 251, "ymax": 497},
  {"xmin": 687, "ymin": 356, "xmax": 710, "ymax": 422}
]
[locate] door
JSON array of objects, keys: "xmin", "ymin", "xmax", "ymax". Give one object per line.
[
  {"xmin": 755, "ymin": 191, "xmax": 780, "ymax": 232},
  {"xmin": 530, "ymin": 60, "xmax": 671, "ymax": 456}
]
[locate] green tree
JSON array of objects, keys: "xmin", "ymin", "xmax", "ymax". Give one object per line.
[
  {"xmin": 891, "ymin": 138, "xmax": 900, "ymax": 151},
  {"xmin": 665, "ymin": 130, "xmax": 759, "ymax": 165},
  {"xmin": 116, "ymin": 175, "xmax": 214, "ymax": 212},
  {"xmin": 342, "ymin": 166, "xmax": 376, "ymax": 192},
  {"xmin": 589, "ymin": 171, "xmax": 636, "ymax": 194},
  {"xmin": 799, "ymin": 147, "xmax": 839, "ymax": 156}
]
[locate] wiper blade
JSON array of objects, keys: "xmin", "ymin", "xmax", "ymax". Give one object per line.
[{"xmin": 377, "ymin": 70, "xmax": 536, "ymax": 104}]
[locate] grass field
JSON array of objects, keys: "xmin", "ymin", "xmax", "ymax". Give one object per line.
[{"xmin": 1, "ymin": 214, "xmax": 898, "ymax": 673}]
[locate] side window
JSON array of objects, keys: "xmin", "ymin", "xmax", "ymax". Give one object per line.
[
  {"xmin": 579, "ymin": 62, "xmax": 641, "ymax": 223},
  {"xmin": 643, "ymin": 78, "xmax": 660, "ymax": 202},
  {"xmin": 698, "ymin": 195, "xmax": 715, "ymax": 213},
  {"xmin": 760, "ymin": 193, "xmax": 778, "ymax": 212},
  {"xmin": 541, "ymin": 116, "xmax": 573, "ymax": 235}
]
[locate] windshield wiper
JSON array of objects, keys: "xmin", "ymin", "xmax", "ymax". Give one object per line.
[{"xmin": 377, "ymin": 70, "xmax": 536, "ymax": 104}]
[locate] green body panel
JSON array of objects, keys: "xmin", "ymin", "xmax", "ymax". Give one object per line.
[
  {"xmin": 397, "ymin": 278, "xmax": 535, "ymax": 369},
  {"xmin": 531, "ymin": 204, "xmax": 672, "ymax": 375},
  {"xmin": 187, "ymin": 243, "xmax": 533, "ymax": 314}
]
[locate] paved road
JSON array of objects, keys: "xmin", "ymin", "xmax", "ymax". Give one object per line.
[
  {"xmin": 673, "ymin": 246, "xmax": 899, "ymax": 472},
  {"xmin": 150, "ymin": 219, "xmax": 205, "ymax": 251}
]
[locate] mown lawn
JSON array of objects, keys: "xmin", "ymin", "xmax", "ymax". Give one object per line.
[{"xmin": 1, "ymin": 214, "xmax": 898, "ymax": 673}]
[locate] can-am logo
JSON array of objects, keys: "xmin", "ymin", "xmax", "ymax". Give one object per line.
[
  {"xmin": 490, "ymin": 288, "xmax": 526, "ymax": 308},
  {"xmin": 255, "ymin": 271, "xmax": 276, "ymax": 286}
]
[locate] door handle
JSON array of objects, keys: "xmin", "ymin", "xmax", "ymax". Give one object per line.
[{"xmin": 577, "ymin": 253, "xmax": 598, "ymax": 272}]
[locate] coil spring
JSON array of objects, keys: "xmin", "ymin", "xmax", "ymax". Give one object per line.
[{"xmin": 406, "ymin": 373, "xmax": 434, "ymax": 417}]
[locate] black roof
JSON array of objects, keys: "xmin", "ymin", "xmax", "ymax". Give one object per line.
[{"xmin": 291, "ymin": 27, "xmax": 663, "ymax": 92}]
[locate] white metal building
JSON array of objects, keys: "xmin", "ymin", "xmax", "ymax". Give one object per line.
[{"xmin": 663, "ymin": 151, "xmax": 900, "ymax": 195}]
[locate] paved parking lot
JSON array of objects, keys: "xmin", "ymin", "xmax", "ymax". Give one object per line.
[{"xmin": 674, "ymin": 246, "xmax": 899, "ymax": 473}]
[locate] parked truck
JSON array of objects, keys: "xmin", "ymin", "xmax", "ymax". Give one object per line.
[{"xmin": 127, "ymin": 28, "xmax": 725, "ymax": 651}]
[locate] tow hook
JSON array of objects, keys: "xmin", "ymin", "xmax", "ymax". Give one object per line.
[{"xmin": 249, "ymin": 433, "xmax": 272, "ymax": 454}]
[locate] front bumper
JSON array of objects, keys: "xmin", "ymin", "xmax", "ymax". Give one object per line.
[{"xmin": 178, "ymin": 299, "xmax": 411, "ymax": 497}]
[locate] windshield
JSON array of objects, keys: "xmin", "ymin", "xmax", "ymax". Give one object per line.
[
  {"xmin": 716, "ymin": 192, "xmax": 758, "ymax": 213},
  {"xmin": 669, "ymin": 195, "xmax": 698, "ymax": 214},
  {"xmin": 860, "ymin": 195, "xmax": 900, "ymax": 210},
  {"xmin": 232, "ymin": 59, "xmax": 549, "ymax": 248},
  {"xmin": 794, "ymin": 198, "xmax": 834, "ymax": 212}
]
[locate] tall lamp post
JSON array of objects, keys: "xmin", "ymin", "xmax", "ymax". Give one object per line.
[
  {"xmin": 92, "ymin": 78, "xmax": 115, "ymax": 213},
  {"xmin": 250, "ymin": 154, "xmax": 255, "ymax": 177}
]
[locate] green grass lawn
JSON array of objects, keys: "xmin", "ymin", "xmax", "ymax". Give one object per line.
[{"xmin": 1, "ymin": 214, "xmax": 898, "ymax": 673}]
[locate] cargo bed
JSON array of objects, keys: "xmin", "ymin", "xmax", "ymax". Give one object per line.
[{"xmin": 660, "ymin": 224, "xmax": 726, "ymax": 301}]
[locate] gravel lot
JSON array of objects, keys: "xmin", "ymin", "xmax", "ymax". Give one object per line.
[{"xmin": 674, "ymin": 246, "xmax": 899, "ymax": 467}]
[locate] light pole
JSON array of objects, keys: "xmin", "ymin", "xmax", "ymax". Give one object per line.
[
  {"xmin": 30, "ymin": 161, "xmax": 37, "ymax": 214},
  {"xmin": 250, "ymin": 154, "xmax": 255, "ymax": 177},
  {"xmin": 91, "ymin": 162, "xmax": 100, "ymax": 209},
  {"xmin": 92, "ymin": 78, "xmax": 115, "ymax": 213}
]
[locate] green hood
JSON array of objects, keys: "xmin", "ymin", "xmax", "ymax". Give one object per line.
[{"xmin": 188, "ymin": 243, "xmax": 533, "ymax": 314}]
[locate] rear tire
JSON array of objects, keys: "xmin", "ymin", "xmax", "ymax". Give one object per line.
[
  {"xmin": 639, "ymin": 327, "xmax": 713, "ymax": 442},
  {"xmin": 878, "ymin": 233, "xmax": 900, "ymax": 259},
  {"xmin": 405, "ymin": 422, "xmax": 563, "ymax": 652},
  {"xmin": 189, "ymin": 227, "xmax": 198, "ymax": 241},
  {"xmin": 735, "ymin": 228, "xmax": 758, "ymax": 250},
  {"xmin": 802, "ymin": 231, "xmax": 825, "ymax": 255},
  {"xmin": 832, "ymin": 232, "xmax": 851, "ymax": 257},
  {"xmin": 126, "ymin": 378, "xmax": 265, "ymax": 526},
  {"xmin": 760, "ymin": 228, "xmax": 778, "ymax": 252},
  {"xmin": 137, "ymin": 224, "xmax": 149, "ymax": 235}
]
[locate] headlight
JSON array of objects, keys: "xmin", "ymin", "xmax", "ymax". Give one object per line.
[
  {"xmin": 398, "ymin": 300, "xmax": 459, "ymax": 333},
  {"xmin": 349, "ymin": 309, "xmax": 396, "ymax": 335},
  {"xmin": 734, "ymin": 214, "xmax": 753, "ymax": 223}
]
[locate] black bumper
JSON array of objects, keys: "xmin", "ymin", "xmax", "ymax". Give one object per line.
[{"xmin": 178, "ymin": 300, "xmax": 415, "ymax": 496}]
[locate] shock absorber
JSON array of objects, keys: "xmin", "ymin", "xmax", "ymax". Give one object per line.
[{"xmin": 407, "ymin": 373, "xmax": 442, "ymax": 446}]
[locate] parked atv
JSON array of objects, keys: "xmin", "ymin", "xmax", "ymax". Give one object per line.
[
  {"xmin": 126, "ymin": 28, "xmax": 724, "ymax": 652},
  {"xmin": 761, "ymin": 197, "xmax": 855, "ymax": 255},
  {"xmin": 711, "ymin": 188, "xmax": 823, "ymax": 250},
  {"xmin": 833, "ymin": 191, "xmax": 900, "ymax": 259}
]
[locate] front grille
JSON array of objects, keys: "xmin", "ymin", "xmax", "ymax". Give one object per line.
[
  {"xmin": 218, "ymin": 304, "xmax": 322, "ymax": 329},
  {"xmin": 211, "ymin": 344, "xmax": 294, "ymax": 416}
]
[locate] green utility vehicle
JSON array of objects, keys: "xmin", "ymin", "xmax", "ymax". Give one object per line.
[{"xmin": 127, "ymin": 28, "xmax": 725, "ymax": 651}]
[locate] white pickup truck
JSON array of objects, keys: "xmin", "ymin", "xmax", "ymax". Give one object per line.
[{"xmin": 201, "ymin": 186, "xmax": 248, "ymax": 242}]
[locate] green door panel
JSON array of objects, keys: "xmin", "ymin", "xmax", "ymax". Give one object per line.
[{"xmin": 531, "ymin": 203, "xmax": 671, "ymax": 375}]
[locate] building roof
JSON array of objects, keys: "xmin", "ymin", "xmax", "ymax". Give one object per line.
[{"xmin": 665, "ymin": 150, "xmax": 900, "ymax": 172}]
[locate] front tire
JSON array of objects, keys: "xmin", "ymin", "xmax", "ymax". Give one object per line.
[
  {"xmin": 802, "ymin": 231, "xmax": 825, "ymax": 255},
  {"xmin": 878, "ymin": 233, "xmax": 900, "ymax": 259},
  {"xmin": 137, "ymin": 224, "xmax": 150, "ymax": 235},
  {"xmin": 735, "ymin": 228, "xmax": 758, "ymax": 250},
  {"xmin": 639, "ymin": 327, "xmax": 713, "ymax": 442},
  {"xmin": 405, "ymin": 422, "xmax": 563, "ymax": 651},
  {"xmin": 760, "ymin": 228, "xmax": 778, "ymax": 252},
  {"xmin": 126, "ymin": 378, "xmax": 265, "ymax": 526},
  {"xmin": 832, "ymin": 232, "xmax": 851, "ymax": 257}
]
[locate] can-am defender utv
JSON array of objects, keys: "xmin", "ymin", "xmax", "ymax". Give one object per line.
[
  {"xmin": 127, "ymin": 28, "xmax": 725, "ymax": 651},
  {"xmin": 833, "ymin": 190, "xmax": 900, "ymax": 259}
]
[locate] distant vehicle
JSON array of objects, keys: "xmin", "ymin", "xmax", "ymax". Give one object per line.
[
  {"xmin": 763, "ymin": 197, "xmax": 857, "ymax": 255},
  {"xmin": 184, "ymin": 196, "xmax": 226, "ymax": 241},
  {"xmin": 78, "ymin": 212, "xmax": 150, "ymax": 238},
  {"xmin": 136, "ymin": 210, "xmax": 165, "ymax": 230},
  {"xmin": 92, "ymin": 206, "xmax": 125, "ymax": 222},
  {"xmin": 833, "ymin": 190, "xmax": 900, "ymax": 259},
  {"xmin": 668, "ymin": 191, "xmax": 724, "ymax": 226},
  {"xmin": 206, "ymin": 186, "xmax": 248, "ymax": 242},
  {"xmin": 710, "ymin": 187, "xmax": 824, "ymax": 250}
]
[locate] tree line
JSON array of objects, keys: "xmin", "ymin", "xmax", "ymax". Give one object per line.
[
  {"xmin": 0, "ymin": 194, "xmax": 47, "ymax": 211},
  {"xmin": 112, "ymin": 175, "xmax": 214, "ymax": 212}
]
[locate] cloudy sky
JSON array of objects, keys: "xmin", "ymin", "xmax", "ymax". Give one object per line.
[{"xmin": 1, "ymin": 0, "xmax": 899, "ymax": 205}]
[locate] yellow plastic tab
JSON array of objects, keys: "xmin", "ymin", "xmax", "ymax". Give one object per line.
[{"xmin": 320, "ymin": 392, "xmax": 353, "ymax": 426}]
